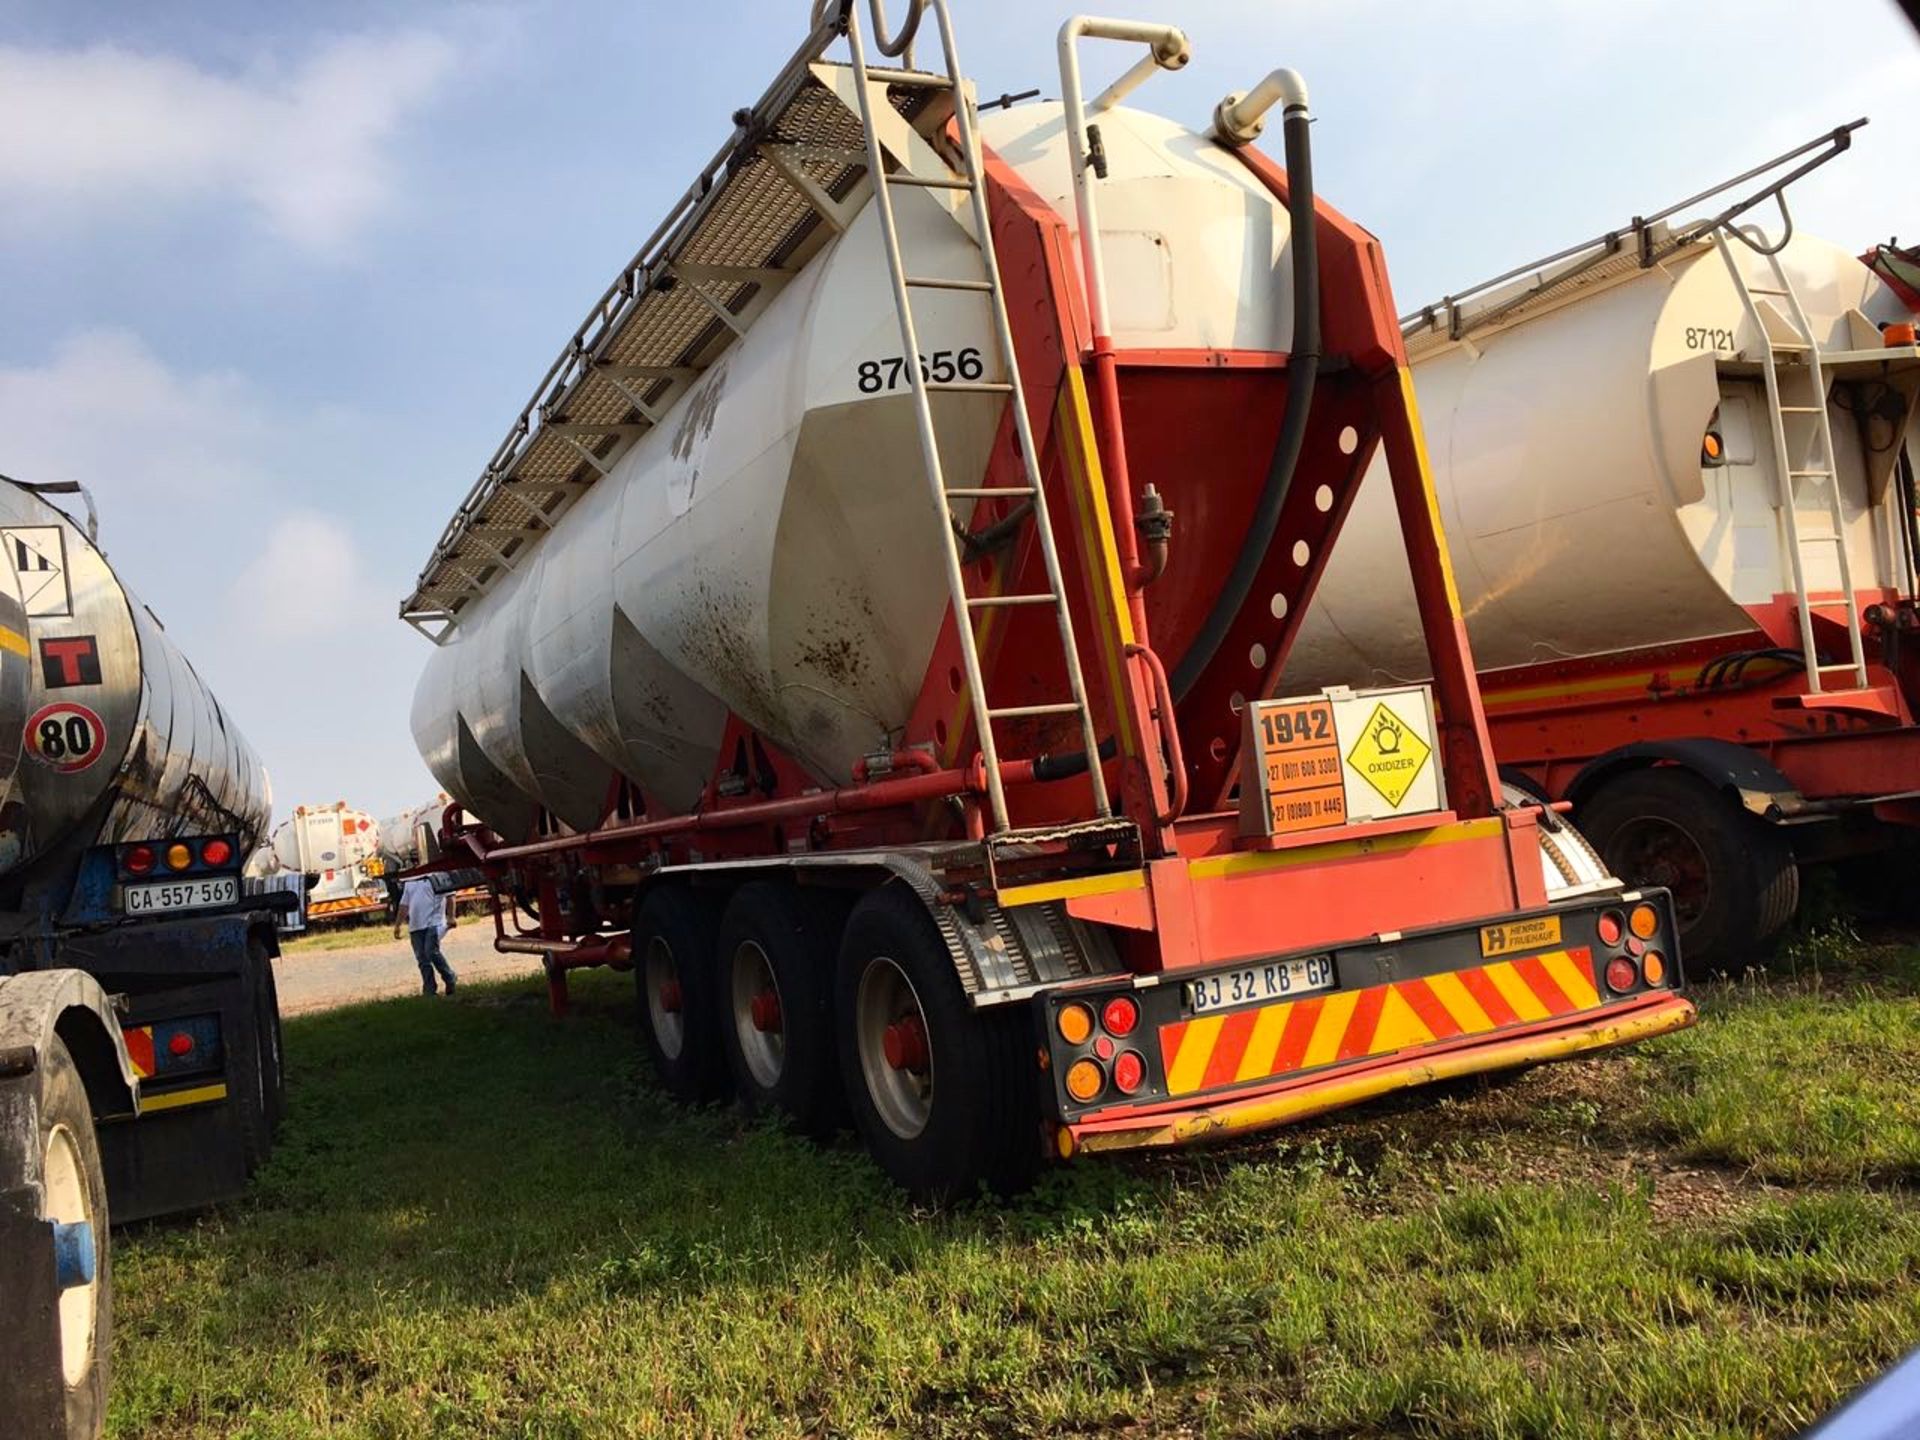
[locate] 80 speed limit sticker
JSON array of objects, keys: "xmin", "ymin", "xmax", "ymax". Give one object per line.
[{"xmin": 25, "ymin": 701, "xmax": 106, "ymax": 773}]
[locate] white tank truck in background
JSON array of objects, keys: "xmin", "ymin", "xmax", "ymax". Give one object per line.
[
  {"xmin": 1283, "ymin": 124, "xmax": 1920, "ymax": 968},
  {"xmin": 375, "ymin": 794, "xmax": 450, "ymax": 874},
  {"xmin": 265, "ymin": 801, "xmax": 386, "ymax": 925},
  {"xmin": 0, "ymin": 475, "xmax": 290, "ymax": 1437},
  {"xmin": 374, "ymin": 794, "xmax": 484, "ymax": 919}
]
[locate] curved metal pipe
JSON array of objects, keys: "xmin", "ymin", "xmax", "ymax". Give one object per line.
[
  {"xmin": 812, "ymin": 0, "xmax": 928, "ymax": 59},
  {"xmin": 1172, "ymin": 77, "xmax": 1320, "ymax": 701},
  {"xmin": 1210, "ymin": 68, "xmax": 1309, "ymax": 148}
]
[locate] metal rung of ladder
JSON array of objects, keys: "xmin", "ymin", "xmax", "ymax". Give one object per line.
[
  {"xmin": 1714, "ymin": 230, "xmax": 1870, "ymax": 694},
  {"xmin": 842, "ymin": 0, "xmax": 1111, "ymax": 832},
  {"xmin": 861, "ymin": 64, "xmax": 953, "ymax": 89},
  {"xmin": 887, "ymin": 173, "xmax": 972, "ymax": 190},
  {"xmin": 967, "ymin": 592, "xmax": 1059, "ymax": 609},
  {"xmin": 990, "ymin": 702, "xmax": 1084, "ymax": 720},
  {"xmin": 946, "ymin": 486, "xmax": 1035, "ymax": 499}
]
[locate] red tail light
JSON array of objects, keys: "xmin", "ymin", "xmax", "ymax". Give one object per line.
[
  {"xmin": 1101, "ymin": 996, "xmax": 1139, "ymax": 1037},
  {"xmin": 124, "ymin": 845, "xmax": 155, "ymax": 876},
  {"xmin": 1604, "ymin": 957, "xmax": 1639, "ymax": 994},
  {"xmin": 1113, "ymin": 1050, "xmax": 1146, "ymax": 1094},
  {"xmin": 167, "ymin": 1031, "xmax": 194, "ymax": 1058},
  {"xmin": 200, "ymin": 838, "xmax": 233, "ymax": 867},
  {"xmin": 1596, "ymin": 910, "xmax": 1624, "ymax": 946}
]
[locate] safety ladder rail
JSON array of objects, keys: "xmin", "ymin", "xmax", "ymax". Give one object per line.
[
  {"xmin": 1714, "ymin": 223, "xmax": 1871, "ymax": 692},
  {"xmin": 1404, "ymin": 120, "xmax": 1864, "ymax": 356},
  {"xmin": 840, "ymin": 0, "xmax": 1110, "ymax": 832}
]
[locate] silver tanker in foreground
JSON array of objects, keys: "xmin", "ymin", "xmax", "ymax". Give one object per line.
[{"xmin": 0, "ymin": 476, "xmax": 289, "ymax": 1439}]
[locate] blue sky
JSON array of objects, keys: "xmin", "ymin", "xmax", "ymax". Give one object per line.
[{"xmin": 1, "ymin": 0, "xmax": 1915, "ymax": 821}]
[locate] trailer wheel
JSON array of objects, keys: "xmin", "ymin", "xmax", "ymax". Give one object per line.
[
  {"xmin": 718, "ymin": 883, "xmax": 848, "ymax": 1137},
  {"xmin": 34, "ymin": 1036, "xmax": 112, "ymax": 1438},
  {"xmin": 835, "ymin": 885, "xmax": 1038, "ymax": 1201},
  {"xmin": 1580, "ymin": 768, "xmax": 1799, "ymax": 973},
  {"xmin": 634, "ymin": 886, "xmax": 729, "ymax": 1101}
]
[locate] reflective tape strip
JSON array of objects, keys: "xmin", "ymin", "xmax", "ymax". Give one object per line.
[
  {"xmin": 122, "ymin": 1026, "xmax": 156, "ymax": 1079},
  {"xmin": 0, "ymin": 626, "xmax": 28, "ymax": 658},
  {"xmin": 1155, "ymin": 948, "xmax": 1599, "ymax": 1097},
  {"xmin": 138, "ymin": 1082, "xmax": 228, "ymax": 1115}
]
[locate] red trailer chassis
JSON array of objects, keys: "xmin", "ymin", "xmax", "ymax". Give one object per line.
[
  {"xmin": 426, "ymin": 53, "xmax": 1692, "ymax": 1196},
  {"xmin": 1480, "ymin": 587, "xmax": 1920, "ymax": 967}
]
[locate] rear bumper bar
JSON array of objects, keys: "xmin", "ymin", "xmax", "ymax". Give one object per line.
[{"xmin": 1065, "ymin": 991, "xmax": 1695, "ymax": 1154}]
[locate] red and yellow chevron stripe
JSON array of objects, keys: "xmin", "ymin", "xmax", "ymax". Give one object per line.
[
  {"xmin": 123, "ymin": 1025, "xmax": 157, "ymax": 1079},
  {"xmin": 1157, "ymin": 948, "xmax": 1600, "ymax": 1097}
]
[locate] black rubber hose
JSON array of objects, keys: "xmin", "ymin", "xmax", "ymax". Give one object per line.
[
  {"xmin": 1031, "ymin": 736, "xmax": 1118, "ymax": 783},
  {"xmin": 1011, "ymin": 99, "xmax": 1321, "ymax": 785},
  {"xmin": 1169, "ymin": 99, "xmax": 1321, "ymax": 701}
]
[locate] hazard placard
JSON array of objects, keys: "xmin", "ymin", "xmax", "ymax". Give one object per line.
[
  {"xmin": 1243, "ymin": 697, "xmax": 1347, "ymax": 836},
  {"xmin": 1344, "ymin": 701, "xmax": 1433, "ymax": 808},
  {"xmin": 1242, "ymin": 684, "xmax": 1444, "ymax": 835}
]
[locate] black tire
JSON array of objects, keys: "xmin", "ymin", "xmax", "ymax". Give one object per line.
[
  {"xmin": 633, "ymin": 886, "xmax": 729, "ymax": 1101},
  {"xmin": 834, "ymin": 885, "xmax": 1039, "ymax": 1202},
  {"xmin": 716, "ymin": 883, "xmax": 849, "ymax": 1137},
  {"xmin": 254, "ymin": 937, "xmax": 285, "ymax": 1134},
  {"xmin": 36, "ymin": 1036, "xmax": 112, "ymax": 1439},
  {"xmin": 1579, "ymin": 768, "xmax": 1800, "ymax": 975},
  {"xmin": 240, "ymin": 937, "xmax": 285, "ymax": 1175}
]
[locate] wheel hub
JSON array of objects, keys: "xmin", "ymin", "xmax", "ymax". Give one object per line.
[
  {"xmin": 882, "ymin": 1015, "xmax": 929, "ymax": 1073},
  {"xmin": 749, "ymin": 986, "xmax": 782, "ymax": 1033},
  {"xmin": 658, "ymin": 978, "xmax": 683, "ymax": 1014}
]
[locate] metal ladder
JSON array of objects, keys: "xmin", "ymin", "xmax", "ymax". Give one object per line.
[
  {"xmin": 840, "ymin": 0, "xmax": 1110, "ymax": 832},
  {"xmin": 1716, "ymin": 230, "xmax": 1871, "ymax": 692}
]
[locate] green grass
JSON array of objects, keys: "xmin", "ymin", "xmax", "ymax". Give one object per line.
[
  {"xmin": 109, "ymin": 938, "xmax": 1920, "ymax": 1439},
  {"xmin": 279, "ymin": 922, "xmax": 395, "ymax": 955}
]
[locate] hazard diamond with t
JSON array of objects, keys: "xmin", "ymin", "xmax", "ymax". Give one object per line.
[{"xmin": 1344, "ymin": 701, "xmax": 1432, "ymax": 808}]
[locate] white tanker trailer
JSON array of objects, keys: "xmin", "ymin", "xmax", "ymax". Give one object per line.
[
  {"xmin": 267, "ymin": 801, "xmax": 386, "ymax": 922},
  {"xmin": 406, "ymin": 77, "xmax": 1312, "ymax": 835},
  {"xmin": 0, "ymin": 475, "xmax": 289, "ymax": 1436},
  {"xmin": 399, "ymin": 1, "xmax": 1695, "ymax": 1201},
  {"xmin": 1284, "ymin": 128, "xmax": 1920, "ymax": 967},
  {"xmin": 375, "ymin": 793, "xmax": 451, "ymax": 873}
]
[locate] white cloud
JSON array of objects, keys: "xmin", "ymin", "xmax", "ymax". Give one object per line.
[
  {"xmin": 0, "ymin": 31, "xmax": 455, "ymax": 256},
  {"xmin": 0, "ymin": 328, "xmax": 439, "ymax": 815},
  {"xmin": 0, "ymin": 329, "xmax": 280, "ymax": 496},
  {"xmin": 229, "ymin": 511, "xmax": 380, "ymax": 638}
]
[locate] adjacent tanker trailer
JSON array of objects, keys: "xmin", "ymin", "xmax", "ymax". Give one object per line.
[
  {"xmin": 1286, "ymin": 128, "xmax": 1920, "ymax": 968},
  {"xmin": 0, "ymin": 475, "xmax": 288, "ymax": 1437},
  {"xmin": 402, "ymin": 1, "xmax": 1693, "ymax": 1198},
  {"xmin": 269, "ymin": 801, "xmax": 385, "ymax": 923}
]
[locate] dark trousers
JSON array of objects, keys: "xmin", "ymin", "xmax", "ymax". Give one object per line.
[{"xmin": 410, "ymin": 927, "xmax": 457, "ymax": 994}]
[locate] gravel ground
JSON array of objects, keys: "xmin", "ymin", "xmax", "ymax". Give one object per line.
[{"xmin": 272, "ymin": 923, "xmax": 547, "ymax": 1015}]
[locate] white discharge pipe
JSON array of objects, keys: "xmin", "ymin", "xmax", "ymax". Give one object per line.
[
  {"xmin": 1212, "ymin": 67, "xmax": 1310, "ymax": 148},
  {"xmin": 1056, "ymin": 15, "xmax": 1191, "ymax": 343}
]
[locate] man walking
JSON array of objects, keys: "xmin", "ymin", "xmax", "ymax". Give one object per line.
[{"xmin": 394, "ymin": 876, "xmax": 458, "ymax": 996}]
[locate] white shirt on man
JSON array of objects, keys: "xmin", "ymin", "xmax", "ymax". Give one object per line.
[{"xmin": 399, "ymin": 877, "xmax": 447, "ymax": 934}]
